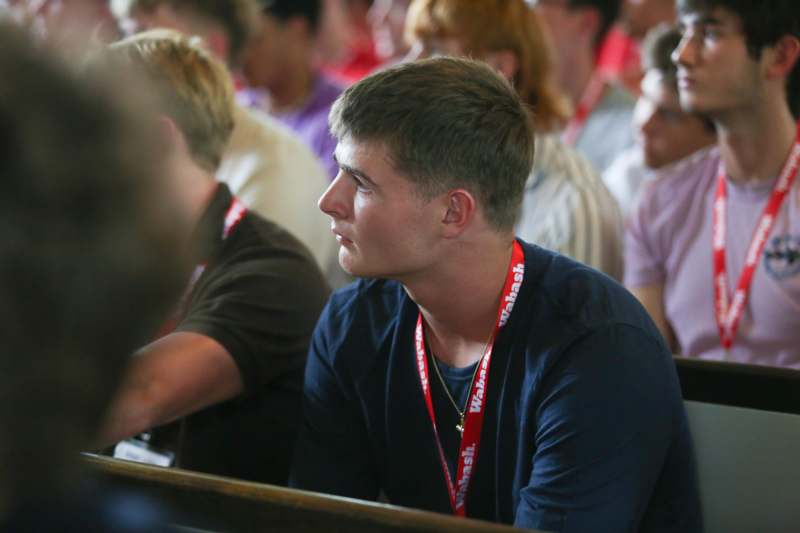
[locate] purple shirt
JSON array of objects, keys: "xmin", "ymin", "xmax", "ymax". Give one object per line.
[
  {"xmin": 625, "ymin": 147, "xmax": 800, "ymax": 368},
  {"xmin": 275, "ymin": 75, "xmax": 343, "ymax": 180}
]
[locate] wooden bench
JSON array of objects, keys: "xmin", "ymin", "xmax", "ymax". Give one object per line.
[
  {"xmin": 674, "ymin": 357, "xmax": 800, "ymax": 533},
  {"xmin": 84, "ymin": 454, "xmax": 532, "ymax": 533}
]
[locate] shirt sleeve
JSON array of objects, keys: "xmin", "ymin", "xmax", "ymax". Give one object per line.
[
  {"xmin": 177, "ymin": 246, "xmax": 329, "ymax": 393},
  {"xmin": 289, "ymin": 307, "xmax": 381, "ymax": 500},
  {"xmin": 624, "ymin": 181, "xmax": 666, "ymax": 287},
  {"xmin": 514, "ymin": 323, "xmax": 683, "ymax": 532}
]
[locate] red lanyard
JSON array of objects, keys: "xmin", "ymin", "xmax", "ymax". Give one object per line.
[
  {"xmin": 561, "ymin": 72, "xmax": 607, "ymax": 147},
  {"xmin": 157, "ymin": 196, "xmax": 247, "ymax": 337},
  {"xmin": 414, "ymin": 241, "xmax": 525, "ymax": 517},
  {"xmin": 712, "ymin": 127, "xmax": 800, "ymax": 350},
  {"xmin": 189, "ymin": 195, "xmax": 247, "ymax": 292}
]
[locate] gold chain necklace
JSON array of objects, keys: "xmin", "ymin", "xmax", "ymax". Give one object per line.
[{"xmin": 427, "ymin": 338, "xmax": 489, "ymax": 436}]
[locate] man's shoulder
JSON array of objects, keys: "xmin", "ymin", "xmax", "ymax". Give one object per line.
[
  {"xmin": 323, "ymin": 278, "xmax": 405, "ymax": 327},
  {"xmin": 636, "ymin": 146, "xmax": 719, "ymax": 220},
  {"xmin": 312, "ymin": 278, "xmax": 407, "ymax": 372},
  {"xmin": 311, "ymin": 74, "xmax": 345, "ymax": 109},
  {"xmin": 220, "ymin": 210, "xmax": 324, "ymax": 279},
  {"xmin": 532, "ymin": 134, "xmax": 602, "ymax": 189},
  {"xmin": 521, "ymin": 241, "xmax": 657, "ymax": 333}
]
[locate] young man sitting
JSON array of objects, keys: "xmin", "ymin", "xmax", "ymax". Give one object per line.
[
  {"xmin": 625, "ymin": 0, "xmax": 800, "ymax": 368},
  {"xmin": 291, "ymin": 56, "xmax": 701, "ymax": 533}
]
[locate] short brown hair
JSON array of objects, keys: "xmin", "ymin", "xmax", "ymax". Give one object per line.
[
  {"xmin": 117, "ymin": 0, "xmax": 259, "ymax": 66},
  {"xmin": 406, "ymin": 0, "xmax": 569, "ymax": 132},
  {"xmin": 329, "ymin": 56, "xmax": 535, "ymax": 232},
  {"xmin": 104, "ymin": 29, "xmax": 235, "ymax": 172}
]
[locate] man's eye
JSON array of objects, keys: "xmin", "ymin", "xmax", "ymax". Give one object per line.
[{"xmin": 351, "ymin": 175, "xmax": 371, "ymax": 192}]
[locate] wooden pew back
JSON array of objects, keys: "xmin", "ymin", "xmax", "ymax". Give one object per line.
[{"xmin": 84, "ymin": 455, "xmax": 530, "ymax": 533}]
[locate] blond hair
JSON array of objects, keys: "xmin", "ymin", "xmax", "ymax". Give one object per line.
[
  {"xmin": 106, "ymin": 29, "xmax": 235, "ymax": 171},
  {"xmin": 406, "ymin": 0, "xmax": 570, "ymax": 132}
]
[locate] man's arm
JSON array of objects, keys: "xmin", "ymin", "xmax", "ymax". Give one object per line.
[
  {"xmin": 514, "ymin": 323, "xmax": 692, "ymax": 532},
  {"xmin": 289, "ymin": 314, "xmax": 380, "ymax": 500},
  {"xmin": 629, "ymin": 283, "xmax": 677, "ymax": 352},
  {"xmin": 100, "ymin": 331, "xmax": 243, "ymax": 446}
]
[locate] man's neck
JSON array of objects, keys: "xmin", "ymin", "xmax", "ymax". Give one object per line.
[
  {"xmin": 268, "ymin": 58, "xmax": 315, "ymax": 113},
  {"xmin": 169, "ymin": 157, "xmax": 220, "ymax": 231},
  {"xmin": 403, "ymin": 236, "xmax": 516, "ymax": 369},
  {"xmin": 716, "ymin": 96, "xmax": 797, "ymax": 185}
]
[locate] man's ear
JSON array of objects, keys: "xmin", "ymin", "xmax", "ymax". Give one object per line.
[
  {"xmin": 483, "ymin": 49, "xmax": 519, "ymax": 83},
  {"xmin": 764, "ymin": 35, "xmax": 800, "ymax": 81},
  {"xmin": 441, "ymin": 189, "xmax": 476, "ymax": 238}
]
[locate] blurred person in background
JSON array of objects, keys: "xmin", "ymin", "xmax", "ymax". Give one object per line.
[
  {"xmin": 114, "ymin": 0, "xmax": 339, "ymax": 281},
  {"xmin": 625, "ymin": 0, "xmax": 800, "ymax": 367},
  {"xmin": 407, "ymin": 0, "xmax": 623, "ymax": 279},
  {"xmin": 8, "ymin": 0, "xmax": 120, "ymax": 51},
  {"xmin": 368, "ymin": 0, "xmax": 411, "ymax": 65},
  {"xmin": 243, "ymin": 0, "xmax": 344, "ymax": 180},
  {"xmin": 596, "ymin": 0, "xmax": 677, "ymax": 94},
  {"xmin": 95, "ymin": 30, "xmax": 329, "ymax": 484},
  {"xmin": 532, "ymin": 0, "xmax": 636, "ymax": 173},
  {"xmin": 604, "ymin": 24, "xmax": 716, "ymax": 216},
  {"xmin": 319, "ymin": 0, "xmax": 382, "ymax": 83},
  {"xmin": 0, "ymin": 20, "xmax": 181, "ymax": 531}
]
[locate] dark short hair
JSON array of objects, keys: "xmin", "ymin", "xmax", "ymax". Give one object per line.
[
  {"xmin": 677, "ymin": 0, "xmax": 800, "ymax": 117},
  {"xmin": 258, "ymin": 0, "xmax": 322, "ymax": 32},
  {"xmin": 329, "ymin": 56, "xmax": 536, "ymax": 232},
  {"xmin": 567, "ymin": 0, "xmax": 621, "ymax": 47},
  {"xmin": 0, "ymin": 22, "xmax": 183, "ymax": 506}
]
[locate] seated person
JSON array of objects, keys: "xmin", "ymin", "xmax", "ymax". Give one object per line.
[
  {"xmin": 0, "ymin": 21, "xmax": 180, "ymax": 531},
  {"xmin": 96, "ymin": 30, "xmax": 330, "ymax": 484},
  {"xmin": 291, "ymin": 56, "xmax": 701, "ymax": 533},
  {"xmin": 534, "ymin": 0, "xmax": 637, "ymax": 172},
  {"xmin": 242, "ymin": 0, "xmax": 343, "ymax": 180},
  {"xmin": 406, "ymin": 0, "xmax": 623, "ymax": 279},
  {"xmin": 115, "ymin": 0, "xmax": 337, "ymax": 277},
  {"xmin": 625, "ymin": 0, "xmax": 800, "ymax": 368},
  {"xmin": 604, "ymin": 24, "xmax": 716, "ymax": 216}
]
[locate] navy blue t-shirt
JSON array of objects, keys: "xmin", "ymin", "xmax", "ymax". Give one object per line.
[{"xmin": 291, "ymin": 240, "xmax": 702, "ymax": 532}]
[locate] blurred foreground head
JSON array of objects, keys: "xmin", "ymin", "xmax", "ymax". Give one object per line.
[{"xmin": 0, "ymin": 21, "xmax": 184, "ymax": 512}]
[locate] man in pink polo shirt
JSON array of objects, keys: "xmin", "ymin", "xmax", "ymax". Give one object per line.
[{"xmin": 625, "ymin": 0, "xmax": 800, "ymax": 368}]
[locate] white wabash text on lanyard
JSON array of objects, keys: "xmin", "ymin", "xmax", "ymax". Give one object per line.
[
  {"xmin": 712, "ymin": 125, "xmax": 800, "ymax": 350},
  {"xmin": 414, "ymin": 241, "xmax": 525, "ymax": 517}
]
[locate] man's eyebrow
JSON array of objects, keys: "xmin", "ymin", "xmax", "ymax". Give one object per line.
[
  {"xmin": 679, "ymin": 13, "xmax": 722, "ymax": 29},
  {"xmin": 333, "ymin": 153, "xmax": 378, "ymax": 187},
  {"xmin": 699, "ymin": 15, "xmax": 723, "ymax": 26}
]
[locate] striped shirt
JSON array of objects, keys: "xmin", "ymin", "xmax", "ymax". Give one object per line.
[{"xmin": 516, "ymin": 134, "xmax": 624, "ymax": 280}]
